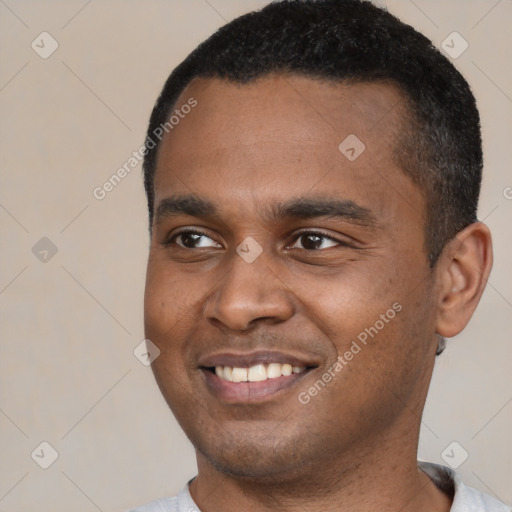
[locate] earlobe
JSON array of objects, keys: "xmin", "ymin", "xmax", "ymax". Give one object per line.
[{"xmin": 435, "ymin": 222, "xmax": 493, "ymax": 338}]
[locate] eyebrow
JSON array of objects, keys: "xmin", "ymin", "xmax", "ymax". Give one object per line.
[{"xmin": 155, "ymin": 194, "xmax": 378, "ymax": 228}]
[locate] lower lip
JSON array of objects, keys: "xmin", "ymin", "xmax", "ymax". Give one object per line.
[{"xmin": 201, "ymin": 369, "xmax": 312, "ymax": 403}]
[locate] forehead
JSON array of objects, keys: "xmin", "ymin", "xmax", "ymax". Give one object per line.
[
  {"xmin": 163, "ymin": 75, "xmax": 408, "ymax": 154},
  {"xmin": 153, "ymin": 75, "xmax": 423, "ymax": 229}
]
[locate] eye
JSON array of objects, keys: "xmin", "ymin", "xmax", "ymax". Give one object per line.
[
  {"xmin": 167, "ymin": 229, "xmax": 221, "ymax": 249},
  {"xmin": 288, "ymin": 231, "xmax": 343, "ymax": 250}
]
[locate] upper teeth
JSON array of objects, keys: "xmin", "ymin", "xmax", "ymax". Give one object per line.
[{"xmin": 215, "ymin": 363, "xmax": 306, "ymax": 382}]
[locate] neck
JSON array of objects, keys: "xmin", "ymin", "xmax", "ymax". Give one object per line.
[{"xmin": 189, "ymin": 422, "xmax": 452, "ymax": 512}]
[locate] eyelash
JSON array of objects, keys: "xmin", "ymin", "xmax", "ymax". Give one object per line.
[{"xmin": 165, "ymin": 229, "xmax": 347, "ymax": 251}]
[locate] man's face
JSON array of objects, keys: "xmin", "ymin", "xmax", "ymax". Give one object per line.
[{"xmin": 144, "ymin": 76, "xmax": 440, "ymax": 480}]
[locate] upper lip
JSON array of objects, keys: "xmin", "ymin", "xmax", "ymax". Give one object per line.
[{"xmin": 198, "ymin": 350, "xmax": 321, "ymax": 369}]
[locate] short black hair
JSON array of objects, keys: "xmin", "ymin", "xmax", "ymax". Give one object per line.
[{"xmin": 143, "ymin": 0, "xmax": 482, "ymax": 267}]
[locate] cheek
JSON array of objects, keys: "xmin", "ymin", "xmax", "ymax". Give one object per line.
[
  {"xmin": 291, "ymin": 262, "xmax": 398, "ymax": 346},
  {"xmin": 144, "ymin": 257, "xmax": 212, "ymax": 385},
  {"xmin": 293, "ymin": 256, "xmax": 432, "ymax": 394},
  {"xmin": 144, "ymin": 270, "xmax": 173, "ymax": 337},
  {"xmin": 144, "ymin": 258, "xmax": 199, "ymax": 337},
  {"xmin": 144, "ymin": 263, "xmax": 200, "ymax": 402},
  {"xmin": 343, "ymin": 272, "xmax": 437, "ymax": 400}
]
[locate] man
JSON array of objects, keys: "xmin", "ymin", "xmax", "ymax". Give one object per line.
[{"xmin": 132, "ymin": 0, "xmax": 509, "ymax": 510}]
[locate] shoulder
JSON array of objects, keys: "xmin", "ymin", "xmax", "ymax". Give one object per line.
[
  {"xmin": 452, "ymin": 480, "xmax": 510, "ymax": 512},
  {"xmin": 127, "ymin": 496, "xmax": 178, "ymax": 512},
  {"xmin": 127, "ymin": 480, "xmax": 199, "ymax": 512},
  {"xmin": 419, "ymin": 461, "xmax": 510, "ymax": 512}
]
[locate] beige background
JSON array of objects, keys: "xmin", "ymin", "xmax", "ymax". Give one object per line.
[{"xmin": 0, "ymin": 0, "xmax": 511, "ymax": 510}]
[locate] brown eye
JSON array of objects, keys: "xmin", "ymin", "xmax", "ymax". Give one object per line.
[
  {"xmin": 289, "ymin": 232, "xmax": 340, "ymax": 250},
  {"xmin": 168, "ymin": 230, "xmax": 221, "ymax": 249}
]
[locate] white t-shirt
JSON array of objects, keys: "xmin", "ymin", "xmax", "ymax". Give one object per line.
[{"xmin": 129, "ymin": 462, "xmax": 510, "ymax": 512}]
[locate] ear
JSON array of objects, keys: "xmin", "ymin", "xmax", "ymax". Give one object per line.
[{"xmin": 435, "ymin": 222, "xmax": 493, "ymax": 338}]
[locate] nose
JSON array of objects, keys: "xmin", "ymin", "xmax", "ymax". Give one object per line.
[{"xmin": 203, "ymin": 251, "xmax": 295, "ymax": 332}]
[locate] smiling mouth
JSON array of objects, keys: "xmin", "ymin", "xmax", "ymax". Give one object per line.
[
  {"xmin": 201, "ymin": 363, "xmax": 316, "ymax": 403},
  {"xmin": 209, "ymin": 363, "xmax": 307, "ymax": 382},
  {"xmin": 198, "ymin": 351, "xmax": 319, "ymax": 402}
]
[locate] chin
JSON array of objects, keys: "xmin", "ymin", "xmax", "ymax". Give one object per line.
[
  {"xmin": 194, "ymin": 430, "xmax": 322, "ymax": 482},
  {"xmin": 205, "ymin": 451, "xmax": 303, "ymax": 481}
]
